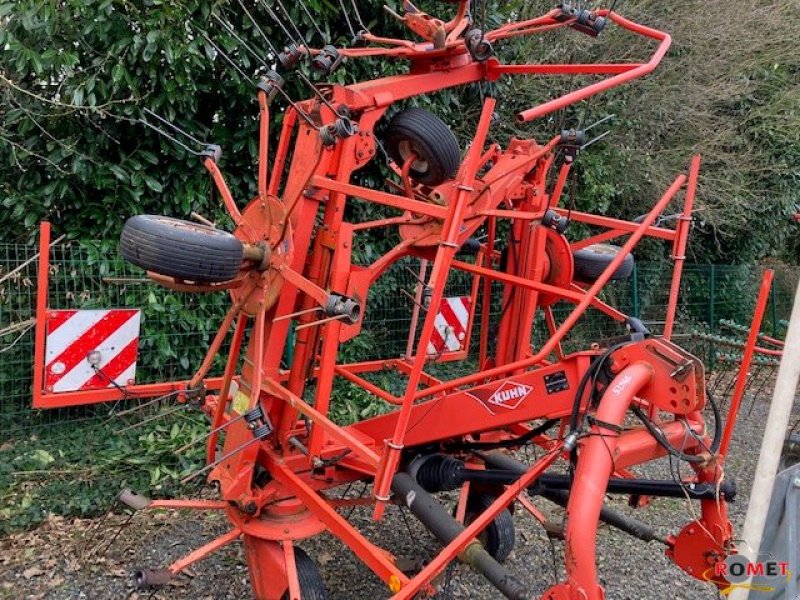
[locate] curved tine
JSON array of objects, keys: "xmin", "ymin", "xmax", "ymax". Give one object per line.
[
  {"xmin": 257, "ymin": 0, "xmax": 300, "ymax": 47},
  {"xmin": 337, "ymin": 0, "xmax": 357, "ymax": 38},
  {"xmin": 212, "ymin": 13, "xmax": 270, "ymax": 69},
  {"xmin": 193, "ymin": 26, "xmax": 252, "ymax": 82},
  {"xmin": 174, "ymin": 410, "xmax": 248, "ymax": 454},
  {"xmin": 183, "ymin": 423, "xmax": 270, "ymax": 484},
  {"xmin": 107, "ymin": 390, "xmax": 183, "ymax": 419},
  {"xmin": 275, "ymin": 0, "xmax": 313, "ymax": 51},
  {"xmin": 116, "ymin": 403, "xmax": 193, "ymax": 434},
  {"xmin": 142, "ymin": 108, "xmax": 208, "ymax": 147},
  {"xmin": 583, "ymin": 113, "xmax": 616, "ymax": 132},
  {"xmin": 235, "ymin": 0, "xmax": 281, "ymax": 56},
  {"xmin": 299, "ymin": 0, "xmax": 326, "ymax": 39},
  {"xmin": 139, "ymin": 118, "xmax": 205, "ymax": 156}
]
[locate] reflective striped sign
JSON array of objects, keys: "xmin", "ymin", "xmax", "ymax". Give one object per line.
[
  {"xmin": 427, "ymin": 296, "xmax": 471, "ymax": 355},
  {"xmin": 44, "ymin": 309, "xmax": 141, "ymax": 393}
]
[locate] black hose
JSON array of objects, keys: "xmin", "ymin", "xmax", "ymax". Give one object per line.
[
  {"xmin": 706, "ymin": 385, "xmax": 723, "ymax": 454},
  {"xmin": 568, "ymin": 342, "xmax": 630, "ymax": 475},
  {"xmin": 629, "ymin": 383, "xmax": 722, "ymax": 464}
]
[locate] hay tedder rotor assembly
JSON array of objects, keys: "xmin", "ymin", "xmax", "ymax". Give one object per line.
[{"xmin": 34, "ymin": 2, "xmax": 780, "ymax": 598}]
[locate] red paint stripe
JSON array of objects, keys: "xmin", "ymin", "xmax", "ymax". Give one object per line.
[
  {"xmin": 439, "ymin": 298, "xmax": 467, "ymax": 340},
  {"xmin": 428, "ymin": 326, "xmax": 446, "ymax": 353},
  {"xmin": 460, "ymin": 296, "xmax": 471, "ymax": 312},
  {"xmin": 80, "ymin": 338, "xmax": 139, "ymax": 390},
  {"xmin": 46, "ymin": 311, "xmax": 139, "ymax": 386},
  {"xmin": 47, "ymin": 310, "xmax": 78, "ymax": 334}
]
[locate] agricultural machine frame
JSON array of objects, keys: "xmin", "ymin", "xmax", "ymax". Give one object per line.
[{"xmin": 31, "ymin": 2, "xmax": 778, "ymax": 599}]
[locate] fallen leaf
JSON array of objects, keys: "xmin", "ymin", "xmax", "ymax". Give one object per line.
[{"xmin": 22, "ymin": 566, "xmax": 44, "ymax": 579}]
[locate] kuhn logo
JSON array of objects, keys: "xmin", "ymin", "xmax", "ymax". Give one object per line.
[{"xmin": 467, "ymin": 381, "xmax": 533, "ymax": 413}]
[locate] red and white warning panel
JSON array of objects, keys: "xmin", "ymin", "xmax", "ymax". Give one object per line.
[
  {"xmin": 44, "ymin": 309, "xmax": 141, "ymax": 393},
  {"xmin": 427, "ymin": 296, "xmax": 471, "ymax": 355}
]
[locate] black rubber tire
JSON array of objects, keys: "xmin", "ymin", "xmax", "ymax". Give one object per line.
[
  {"xmin": 465, "ymin": 494, "xmax": 516, "ymax": 563},
  {"xmin": 384, "ymin": 108, "xmax": 460, "ymax": 186},
  {"xmin": 572, "ymin": 243, "xmax": 634, "ymax": 282},
  {"xmin": 281, "ymin": 548, "xmax": 328, "ymax": 600},
  {"xmin": 120, "ymin": 215, "xmax": 243, "ymax": 283}
]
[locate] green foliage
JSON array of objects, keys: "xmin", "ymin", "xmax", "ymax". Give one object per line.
[
  {"xmin": 0, "ymin": 0, "xmax": 390, "ymax": 243},
  {"xmin": 0, "ymin": 413, "xmax": 207, "ymax": 535}
]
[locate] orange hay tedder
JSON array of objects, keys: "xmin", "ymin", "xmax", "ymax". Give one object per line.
[{"xmin": 42, "ymin": 2, "xmax": 758, "ymax": 598}]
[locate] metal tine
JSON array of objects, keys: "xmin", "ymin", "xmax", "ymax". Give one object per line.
[
  {"xmin": 708, "ymin": 368, "xmax": 724, "ymax": 395},
  {"xmin": 139, "ymin": 118, "xmax": 206, "ymax": 156},
  {"xmin": 195, "ymin": 23, "xmax": 319, "ymax": 128},
  {"xmin": 212, "ymin": 13, "xmax": 271, "ymax": 69},
  {"xmin": 720, "ymin": 368, "xmax": 739, "ymax": 410},
  {"xmin": 173, "ymin": 409, "xmax": 251, "ymax": 455},
  {"xmin": 294, "ymin": 69, "xmax": 341, "ymax": 114},
  {"xmin": 338, "ymin": 0, "xmax": 357, "ymax": 38},
  {"xmin": 78, "ymin": 500, "xmax": 118, "ymax": 555},
  {"xmin": 272, "ymin": 306, "xmax": 323, "ymax": 322},
  {"xmin": 235, "ymin": 0, "xmax": 281, "ymax": 57},
  {"xmin": 117, "ymin": 403, "xmax": 194, "ymax": 434},
  {"xmin": 746, "ymin": 365, "xmax": 772, "ymax": 417},
  {"xmin": 257, "ymin": 0, "xmax": 302, "ymax": 48},
  {"xmin": 349, "ymin": 0, "xmax": 369, "ymax": 32},
  {"xmin": 89, "ymin": 511, "xmax": 136, "ymax": 558},
  {"xmin": 230, "ymin": 2, "xmax": 339, "ymax": 120},
  {"xmin": 400, "ymin": 288, "xmax": 429, "ymax": 312},
  {"xmin": 181, "ymin": 435, "xmax": 266, "ymax": 484},
  {"xmin": 298, "ymin": 0, "xmax": 326, "ymax": 40},
  {"xmin": 581, "ymin": 129, "xmax": 611, "ymax": 150},
  {"xmin": 275, "ymin": 0, "xmax": 314, "ymax": 52},
  {"xmin": 106, "ymin": 390, "xmax": 182, "ymax": 420},
  {"xmin": 294, "ymin": 312, "xmax": 350, "ymax": 331},
  {"xmin": 194, "ymin": 26, "xmax": 253, "ymax": 81},
  {"xmin": 583, "ymin": 113, "xmax": 616, "ymax": 132},
  {"xmin": 142, "ymin": 108, "xmax": 209, "ymax": 147},
  {"xmin": 404, "ymin": 265, "xmax": 428, "ymax": 285}
]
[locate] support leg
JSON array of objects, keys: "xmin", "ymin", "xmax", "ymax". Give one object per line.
[{"xmin": 244, "ymin": 535, "xmax": 291, "ymax": 600}]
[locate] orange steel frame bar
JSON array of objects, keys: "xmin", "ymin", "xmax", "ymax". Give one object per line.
[
  {"xmin": 30, "ymin": 4, "xmax": 778, "ymax": 599},
  {"xmin": 31, "ymin": 221, "xmax": 225, "ymax": 409}
]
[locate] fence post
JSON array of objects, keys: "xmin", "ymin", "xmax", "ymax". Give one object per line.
[
  {"xmin": 631, "ymin": 263, "xmax": 640, "ymax": 319},
  {"xmin": 708, "ymin": 265, "xmax": 716, "ymax": 368}
]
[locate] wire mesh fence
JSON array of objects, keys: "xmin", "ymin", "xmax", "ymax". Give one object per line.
[{"xmin": 1, "ymin": 240, "xmax": 797, "ymax": 442}]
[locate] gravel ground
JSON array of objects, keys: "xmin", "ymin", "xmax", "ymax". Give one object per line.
[{"xmin": 2, "ymin": 392, "xmax": 797, "ymax": 600}]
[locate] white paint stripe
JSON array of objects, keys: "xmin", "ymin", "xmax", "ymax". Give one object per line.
[
  {"xmin": 52, "ymin": 313, "xmax": 140, "ymax": 392},
  {"xmin": 427, "ymin": 314, "xmax": 449, "ymax": 355},
  {"xmin": 113, "ymin": 363, "xmax": 137, "ymax": 388},
  {"xmin": 433, "ymin": 312, "xmax": 460, "ymax": 352},
  {"xmin": 447, "ymin": 297, "xmax": 470, "ymax": 329},
  {"xmin": 45, "ymin": 310, "xmax": 111, "ymax": 362}
]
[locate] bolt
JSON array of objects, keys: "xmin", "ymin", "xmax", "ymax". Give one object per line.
[{"xmin": 793, "ymin": 477, "xmax": 800, "ymax": 488}]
